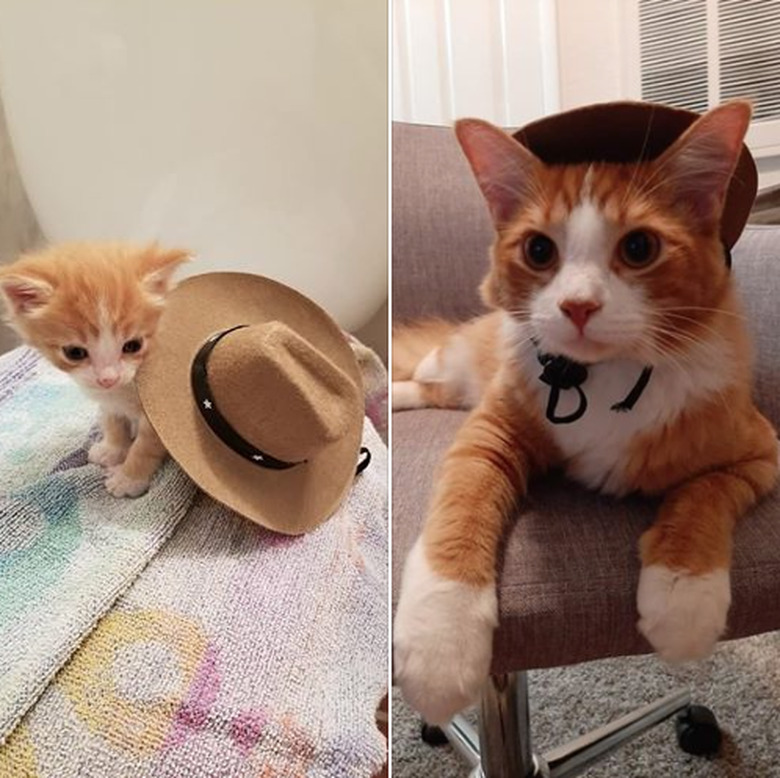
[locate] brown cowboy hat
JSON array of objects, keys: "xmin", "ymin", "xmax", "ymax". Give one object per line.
[
  {"xmin": 512, "ymin": 101, "xmax": 757, "ymax": 249},
  {"xmin": 136, "ymin": 272, "xmax": 366, "ymax": 534}
]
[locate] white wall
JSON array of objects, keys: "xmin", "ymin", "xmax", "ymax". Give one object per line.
[
  {"xmin": 555, "ymin": 0, "xmax": 632, "ymax": 110},
  {"xmin": 0, "ymin": 92, "xmax": 42, "ymax": 354},
  {"xmin": 0, "ymin": 1, "xmax": 387, "ymax": 333},
  {"xmin": 393, "ymin": 0, "xmax": 559, "ymax": 127}
]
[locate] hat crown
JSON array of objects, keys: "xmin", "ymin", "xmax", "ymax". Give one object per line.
[
  {"xmin": 206, "ymin": 321, "xmax": 360, "ymax": 462},
  {"xmin": 512, "ymin": 101, "xmax": 756, "ymax": 249}
]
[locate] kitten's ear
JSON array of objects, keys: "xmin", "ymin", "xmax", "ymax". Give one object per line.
[
  {"xmin": 0, "ymin": 273, "xmax": 53, "ymax": 316},
  {"xmin": 653, "ymin": 100, "xmax": 752, "ymax": 221},
  {"xmin": 455, "ymin": 119, "xmax": 541, "ymax": 227},
  {"xmin": 138, "ymin": 246, "xmax": 192, "ymax": 301}
]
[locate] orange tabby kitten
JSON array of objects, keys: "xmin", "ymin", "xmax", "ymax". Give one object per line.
[
  {"xmin": 0, "ymin": 242, "xmax": 189, "ymax": 497},
  {"xmin": 393, "ymin": 101, "xmax": 778, "ymax": 725}
]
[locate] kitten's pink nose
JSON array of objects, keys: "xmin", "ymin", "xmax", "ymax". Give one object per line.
[
  {"xmin": 560, "ymin": 299, "xmax": 602, "ymax": 333},
  {"xmin": 97, "ymin": 375, "xmax": 119, "ymax": 388}
]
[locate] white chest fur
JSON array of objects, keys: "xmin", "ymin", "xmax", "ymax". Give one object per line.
[
  {"xmin": 83, "ymin": 383, "xmax": 142, "ymax": 421},
  {"xmin": 512, "ymin": 328, "xmax": 733, "ymax": 495}
]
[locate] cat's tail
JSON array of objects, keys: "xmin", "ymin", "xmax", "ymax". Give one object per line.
[
  {"xmin": 392, "ymin": 314, "xmax": 498, "ymax": 412},
  {"xmin": 392, "ymin": 318, "xmax": 458, "ymax": 411},
  {"xmin": 392, "ymin": 318, "xmax": 457, "ymax": 380}
]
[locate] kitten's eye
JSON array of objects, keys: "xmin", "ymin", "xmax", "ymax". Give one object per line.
[
  {"xmin": 122, "ymin": 338, "xmax": 143, "ymax": 354},
  {"xmin": 63, "ymin": 345, "xmax": 88, "ymax": 361},
  {"xmin": 619, "ymin": 230, "xmax": 659, "ymax": 268},
  {"xmin": 523, "ymin": 233, "xmax": 557, "ymax": 270}
]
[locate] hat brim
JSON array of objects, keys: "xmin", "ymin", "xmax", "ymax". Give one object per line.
[
  {"xmin": 512, "ymin": 101, "xmax": 757, "ymax": 249},
  {"xmin": 137, "ymin": 272, "xmax": 364, "ymax": 534}
]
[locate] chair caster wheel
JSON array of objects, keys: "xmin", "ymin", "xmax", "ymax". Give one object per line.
[
  {"xmin": 676, "ymin": 705, "xmax": 722, "ymax": 756},
  {"xmin": 421, "ymin": 722, "xmax": 449, "ymax": 746}
]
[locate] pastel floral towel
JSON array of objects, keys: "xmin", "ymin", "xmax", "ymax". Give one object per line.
[
  {"xmin": 0, "ymin": 340, "xmax": 387, "ymax": 776},
  {"xmin": 0, "ymin": 348, "xmax": 197, "ymax": 743},
  {"xmin": 3, "ymin": 420, "xmax": 387, "ymax": 777}
]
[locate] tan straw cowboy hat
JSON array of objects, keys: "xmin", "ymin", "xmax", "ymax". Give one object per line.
[
  {"xmin": 513, "ymin": 101, "xmax": 757, "ymax": 250},
  {"xmin": 137, "ymin": 272, "xmax": 368, "ymax": 534}
]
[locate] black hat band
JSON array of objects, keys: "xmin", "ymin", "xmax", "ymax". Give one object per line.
[{"xmin": 190, "ymin": 325, "xmax": 304, "ymax": 471}]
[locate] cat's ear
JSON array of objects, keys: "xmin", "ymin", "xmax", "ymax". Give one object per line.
[
  {"xmin": 0, "ymin": 273, "xmax": 53, "ymax": 316},
  {"xmin": 455, "ymin": 119, "xmax": 541, "ymax": 227},
  {"xmin": 652, "ymin": 101, "xmax": 752, "ymax": 222},
  {"xmin": 137, "ymin": 246, "xmax": 192, "ymax": 301}
]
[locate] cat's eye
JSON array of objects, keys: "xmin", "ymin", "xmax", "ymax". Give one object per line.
[
  {"xmin": 122, "ymin": 338, "xmax": 143, "ymax": 354},
  {"xmin": 63, "ymin": 345, "xmax": 88, "ymax": 361},
  {"xmin": 619, "ymin": 230, "xmax": 660, "ymax": 268},
  {"xmin": 523, "ymin": 233, "xmax": 557, "ymax": 270}
]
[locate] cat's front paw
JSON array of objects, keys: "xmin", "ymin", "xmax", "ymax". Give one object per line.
[
  {"xmin": 394, "ymin": 541, "xmax": 497, "ymax": 724},
  {"xmin": 88, "ymin": 440, "xmax": 128, "ymax": 468},
  {"xmin": 637, "ymin": 565, "xmax": 730, "ymax": 662},
  {"xmin": 105, "ymin": 467, "xmax": 150, "ymax": 498}
]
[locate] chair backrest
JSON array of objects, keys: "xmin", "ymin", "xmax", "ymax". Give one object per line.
[
  {"xmin": 392, "ymin": 122, "xmax": 492, "ymax": 323},
  {"xmin": 732, "ymin": 226, "xmax": 780, "ymax": 428},
  {"xmin": 392, "ymin": 120, "xmax": 780, "ymax": 430}
]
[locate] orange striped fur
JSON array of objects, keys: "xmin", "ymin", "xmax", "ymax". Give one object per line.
[
  {"xmin": 394, "ymin": 101, "xmax": 778, "ymax": 723},
  {"xmin": 0, "ymin": 242, "xmax": 188, "ymax": 375},
  {"xmin": 0, "ymin": 242, "xmax": 189, "ymax": 498}
]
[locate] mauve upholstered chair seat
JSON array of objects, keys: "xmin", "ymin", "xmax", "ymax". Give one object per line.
[{"xmin": 392, "ymin": 121, "xmax": 780, "ymax": 674}]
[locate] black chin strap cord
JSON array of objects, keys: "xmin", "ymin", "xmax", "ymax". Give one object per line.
[
  {"xmin": 537, "ymin": 353, "xmax": 589, "ymax": 424},
  {"xmin": 536, "ymin": 350, "xmax": 654, "ymax": 425},
  {"xmin": 610, "ymin": 366, "xmax": 654, "ymax": 413},
  {"xmin": 356, "ymin": 447, "xmax": 371, "ymax": 475}
]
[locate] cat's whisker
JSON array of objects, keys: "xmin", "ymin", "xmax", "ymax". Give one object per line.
[
  {"xmin": 647, "ymin": 315, "xmax": 725, "ymax": 344},
  {"xmin": 640, "ymin": 329, "xmax": 733, "ymax": 413},
  {"xmin": 642, "ymin": 324, "xmax": 713, "ymax": 354},
  {"xmin": 635, "ymin": 333, "xmax": 692, "ymax": 380},
  {"xmin": 620, "ymin": 107, "xmax": 657, "ymax": 209},
  {"xmin": 626, "ymin": 146, "xmax": 683, "ymax": 201},
  {"xmin": 656, "ymin": 305, "xmax": 746, "ymax": 320},
  {"xmin": 508, "ymin": 336, "xmax": 538, "ymax": 353},
  {"xmin": 665, "ymin": 341, "xmax": 733, "ymax": 413},
  {"xmin": 644, "ymin": 339, "xmax": 731, "ymax": 417},
  {"xmin": 635, "ymin": 166, "xmax": 730, "ymax": 201}
]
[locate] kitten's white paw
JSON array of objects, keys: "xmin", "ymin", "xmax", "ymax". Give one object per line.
[
  {"xmin": 637, "ymin": 565, "xmax": 730, "ymax": 662},
  {"xmin": 394, "ymin": 540, "xmax": 497, "ymax": 724},
  {"xmin": 88, "ymin": 440, "xmax": 128, "ymax": 468},
  {"xmin": 105, "ymin": 467, "xmax": 150, "ymax": 498}
]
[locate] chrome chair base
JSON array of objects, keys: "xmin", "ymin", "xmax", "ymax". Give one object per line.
[{"xmin": 430, "ymin": 671, "xmax": 720, "ymax": 778}]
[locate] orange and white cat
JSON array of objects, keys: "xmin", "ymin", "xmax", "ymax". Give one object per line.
[
  {"xmin": 393, "ymin": 101, "xmax": 778, "ymax": 724},
  {"xmin": 0, "ymin": 242, "xmax": 189, "ymax": 497}
]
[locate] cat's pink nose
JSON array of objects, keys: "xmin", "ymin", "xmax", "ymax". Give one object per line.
[
  {"xmin": 97, "ymin": 375, "xmax": 119, "ymax": 388},
  {"xmin": 560, "ymin": 299, "xmax": 602, "ymax": 333}
]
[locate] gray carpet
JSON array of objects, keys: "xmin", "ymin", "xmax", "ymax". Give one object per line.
[{"xmin": 392, "ymin": 632, "xmax": 780, "ymax": 776}]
